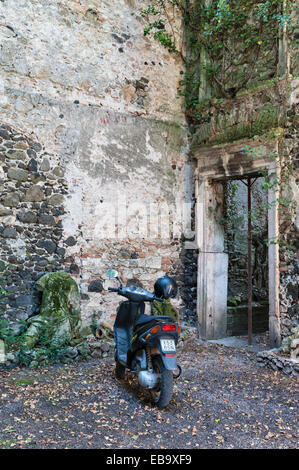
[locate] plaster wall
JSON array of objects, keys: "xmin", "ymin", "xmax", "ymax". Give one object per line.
[{"xmin": 0, "ymin": 0, "xmax": 189, "ymax": 327}]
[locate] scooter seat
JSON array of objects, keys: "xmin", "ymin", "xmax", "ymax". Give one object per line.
[
  {"xmin": 134, "ymin": 314, "xmax": 174, "ymax": 327},
  {"xmin": 114, "ymin": 300, "xmax": 145, "ymax": 365}
]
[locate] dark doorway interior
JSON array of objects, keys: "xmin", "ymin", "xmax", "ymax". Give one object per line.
[{"xmin": 223, "ymin": 178, "xmax": 269, "ymax": 338}]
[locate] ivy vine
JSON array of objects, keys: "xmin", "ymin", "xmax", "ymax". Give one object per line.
[
  {"xmin": 240, "ymin": 142, "xmax": 297, "ymax": 250},
  {"xmin": 141, "ymin": 0, "xmax": 294, "ymax": 105},
  {"xmin": 141, "ymin": 1, "xmax": 297, "ymax": 252}
]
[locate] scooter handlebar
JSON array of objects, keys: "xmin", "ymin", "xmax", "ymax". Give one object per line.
[
  {"xmin": 108, "ymin": 287, "xmax": 119, "ymax": 292},
  {"xmin": 108, "ymin": 287, "xmax": 163, "ymax": 302}
]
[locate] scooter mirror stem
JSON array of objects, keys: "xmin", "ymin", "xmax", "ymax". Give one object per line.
[{"xmin": 116, "ymin": 276, "xmax": 123, "ymax": 287}]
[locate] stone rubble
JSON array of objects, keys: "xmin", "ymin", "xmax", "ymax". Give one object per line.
[{"xmin": 256, "ymin": 349, "xmax": 299, "ymax": 377}]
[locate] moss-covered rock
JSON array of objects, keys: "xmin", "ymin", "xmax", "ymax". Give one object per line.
[
  {"xmin": 23, "ymin": 272, "xmax": 81, "ymax": 349},
  {"xmin": 281, "ymin": 327, "xmax": 299, "ymax": 359}
]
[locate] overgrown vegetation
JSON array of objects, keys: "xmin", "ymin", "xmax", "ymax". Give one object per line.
[
  {"xmin": 0, "ymin": 315, "xmax": 72, "ymax": 367},
  {"xmin": 0, "ymin": 263, "xmax": 76, "ymax": 367},
  {"xmin": 240, "ymin": 142, "xmax": 297, "ymax": 250},
  {"xmin": 142, "ymin": 0, "xmax": 297, "ymax": 254},
  {"xmin": 219, "ymin": 138, "xmax": 297, "ymax": 253},
  {"xmin": 141, "ymin": 0, "xmax": 294, "ymax": 107}
]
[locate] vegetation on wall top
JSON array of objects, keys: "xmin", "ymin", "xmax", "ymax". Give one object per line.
[{"xmin": 141, "ymin": 0, "xmax": 295, "ymax": 108}]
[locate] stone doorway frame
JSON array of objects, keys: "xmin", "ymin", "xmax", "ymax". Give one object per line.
[{"xmin": 194, "ymin": 139, "xmax": 281, "ymax": 348}]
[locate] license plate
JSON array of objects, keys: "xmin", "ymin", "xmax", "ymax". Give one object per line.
[{"xmin": 160, "ymin": 339, "xmax": 176, "ymax": 352}]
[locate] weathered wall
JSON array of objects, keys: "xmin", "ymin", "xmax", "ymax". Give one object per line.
[
  {"xmin": 0, "ymin": 0, "xmax": 190, "ymax": 329},
  {"xmin": 191, "ymin": 11, "xmax": 299, "ymax": 343},
  {"xmin": 1, "ymin": 0, "xmax": 297, "ymax": 341},
  {"xmin": 190, "ymin": 79, "xmax": 290, "ymax": 150},
  {"xmin": 279, "ymin": 84, "xmax": 299, "ymax": 338}
]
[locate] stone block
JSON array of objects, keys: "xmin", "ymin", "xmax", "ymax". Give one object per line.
[
  {"xmin": 144, "ymin": 257, "xmax": 162, "ymax": 269},
  {"xmin": 24, "ymin": 185, "xmax": 44, "ymax": 202},
  {"xmin": 17, "ymin": 210, "xmax": 37, "ymax": 223},
  {"xmin": 1, "ymin": 226, "xmax": 18, "ymax": 238},
  {"xmin": 7, "ymin": 168, "xmax": 29, "ymax": 181},
  {"xmin": 3, "ymin": 193, "xmax": 20, "ymax": 207},
  {"xmin": 5, "ymin": 149, "xmax": 26, "ymax": 160}
]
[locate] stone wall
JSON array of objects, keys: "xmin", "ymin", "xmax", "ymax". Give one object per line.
[
  {"xmin": 0, "ymin": 123, "xmax": 67, "ymax": 334},
  {"xmin": 0, "ymin": 0, "xmax": 193, "ymax": 330},
  {"xmin": 0, "ymin": 0, "xmax": 296, "ymax": 341},
  {"xmin": 256, "ymin": 349, "xmax": 299, "ymax": 377},
  {"xmin": 279, "ymin": 87, "xmax": 299, "ymax": 338},
  {"xmin": 191, "ymin": 78, "xmax": 290, "ymax": 150}
]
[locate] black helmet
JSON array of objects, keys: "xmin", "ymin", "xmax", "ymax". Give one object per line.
[{"xmin": 154, "ymin": 276, "xmax": 178, "ymax": 299}]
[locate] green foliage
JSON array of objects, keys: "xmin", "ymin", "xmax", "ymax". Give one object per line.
[
  {"xmin": 0, "ymin": 314, "xmax": 71, "ymax": 367},
  {"xmin": 0, "ymin": 260, "xmax": 7, "ymax": 304},
  {"xmin": 0, "ymin": 318, "xmax": 18, "ymax": 348},
  {"xmin": 0, "ymin": 266, "xmax": 83, "ymax": 367},
  {"xmin": 227, "ymin": 295, "xmax": 242, "ymax": 306},
  {"xmin": 220, "ymin": 181, "xmax": 239, "ymax": 229},
  {"xmin": 141, "ymin": 0, "xmax": 294, "ymax": 107},
  {"xmin": 0, "ymin": 263, "xmax": 11, "ymax": 350},
  {"xmin": 141, "ymin": 0, "xmax": 179, "ymax": 53},
  {"xmin": 240, "ymin": 143, "xmax": 297, "ymax": 250}
]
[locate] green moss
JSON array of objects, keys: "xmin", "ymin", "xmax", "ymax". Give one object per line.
[
  {"xmin": 192, "ymin": 127, "xmax": 284, "ymax": 152},
  {"xmin": 261, "ymin": 127, "xmax": 285, "ymax": 141},
  {"xmin": 14, "ymin": 379, "xmax": 34, "ymax": 386},
  {"xmin": 192, "ymin": 103, "xmax": 281, "ymax": 148},
  {"xmin": 23, "ymin": 272, "xmax": 81, "ymax": 349},
  {"xmin": 192, "ymin": 97, "xmax": 226, "ymax": 114},
  {"xmin": 194, "ymin": 100, "xmax": 211, "ymax": 111},
  {"xmin": 236, "ymin": 77, "xmax": 281, "ymax": 98}
]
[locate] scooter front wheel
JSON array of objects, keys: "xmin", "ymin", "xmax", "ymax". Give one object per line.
[{"xmin": 151, "ymin": 356, "xmax": 173, "ymax": 408}]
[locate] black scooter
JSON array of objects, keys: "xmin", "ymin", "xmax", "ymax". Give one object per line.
[{"xmin": 106, "ymin": 269, "xmax": 181, "ymax": 408}]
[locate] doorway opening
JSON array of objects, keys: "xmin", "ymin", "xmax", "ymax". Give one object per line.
[
  {"xmin": 195, "ymin": 141, "xmax": 281, "ymax": 348},
  {"xmin": 223, "ymin": 177, "xmax": 269, "ymax": 342}
]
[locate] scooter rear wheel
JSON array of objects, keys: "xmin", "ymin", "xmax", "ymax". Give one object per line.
[
  {"xmin": 151, "ymin": 356, "xmax": 173, "ymax": 408},
  {"xmin": 115, "ymin": 360, "xmax": 126, "ymax": 379}
]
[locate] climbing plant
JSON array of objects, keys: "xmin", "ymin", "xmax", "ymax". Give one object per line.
[
  {"xmin": 141, "ymin": 0, "xmax": 294, "ymax": 105},
  {"xmin": 240, "ymin": 141, "xmax": 297, "ymax": 250},
  {"xmin": 218, "ymin": 133, "xmax": 296, "ymax": 261}
]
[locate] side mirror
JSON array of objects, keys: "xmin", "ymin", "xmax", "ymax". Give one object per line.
[{"xmin": 106, "ymin": 269, "xmax": 119, "ymax": 279}]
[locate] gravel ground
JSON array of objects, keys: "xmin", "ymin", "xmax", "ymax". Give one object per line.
[{"xmin": 0, "ymin": 339, "xmax": 298, "ymax": 449}]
